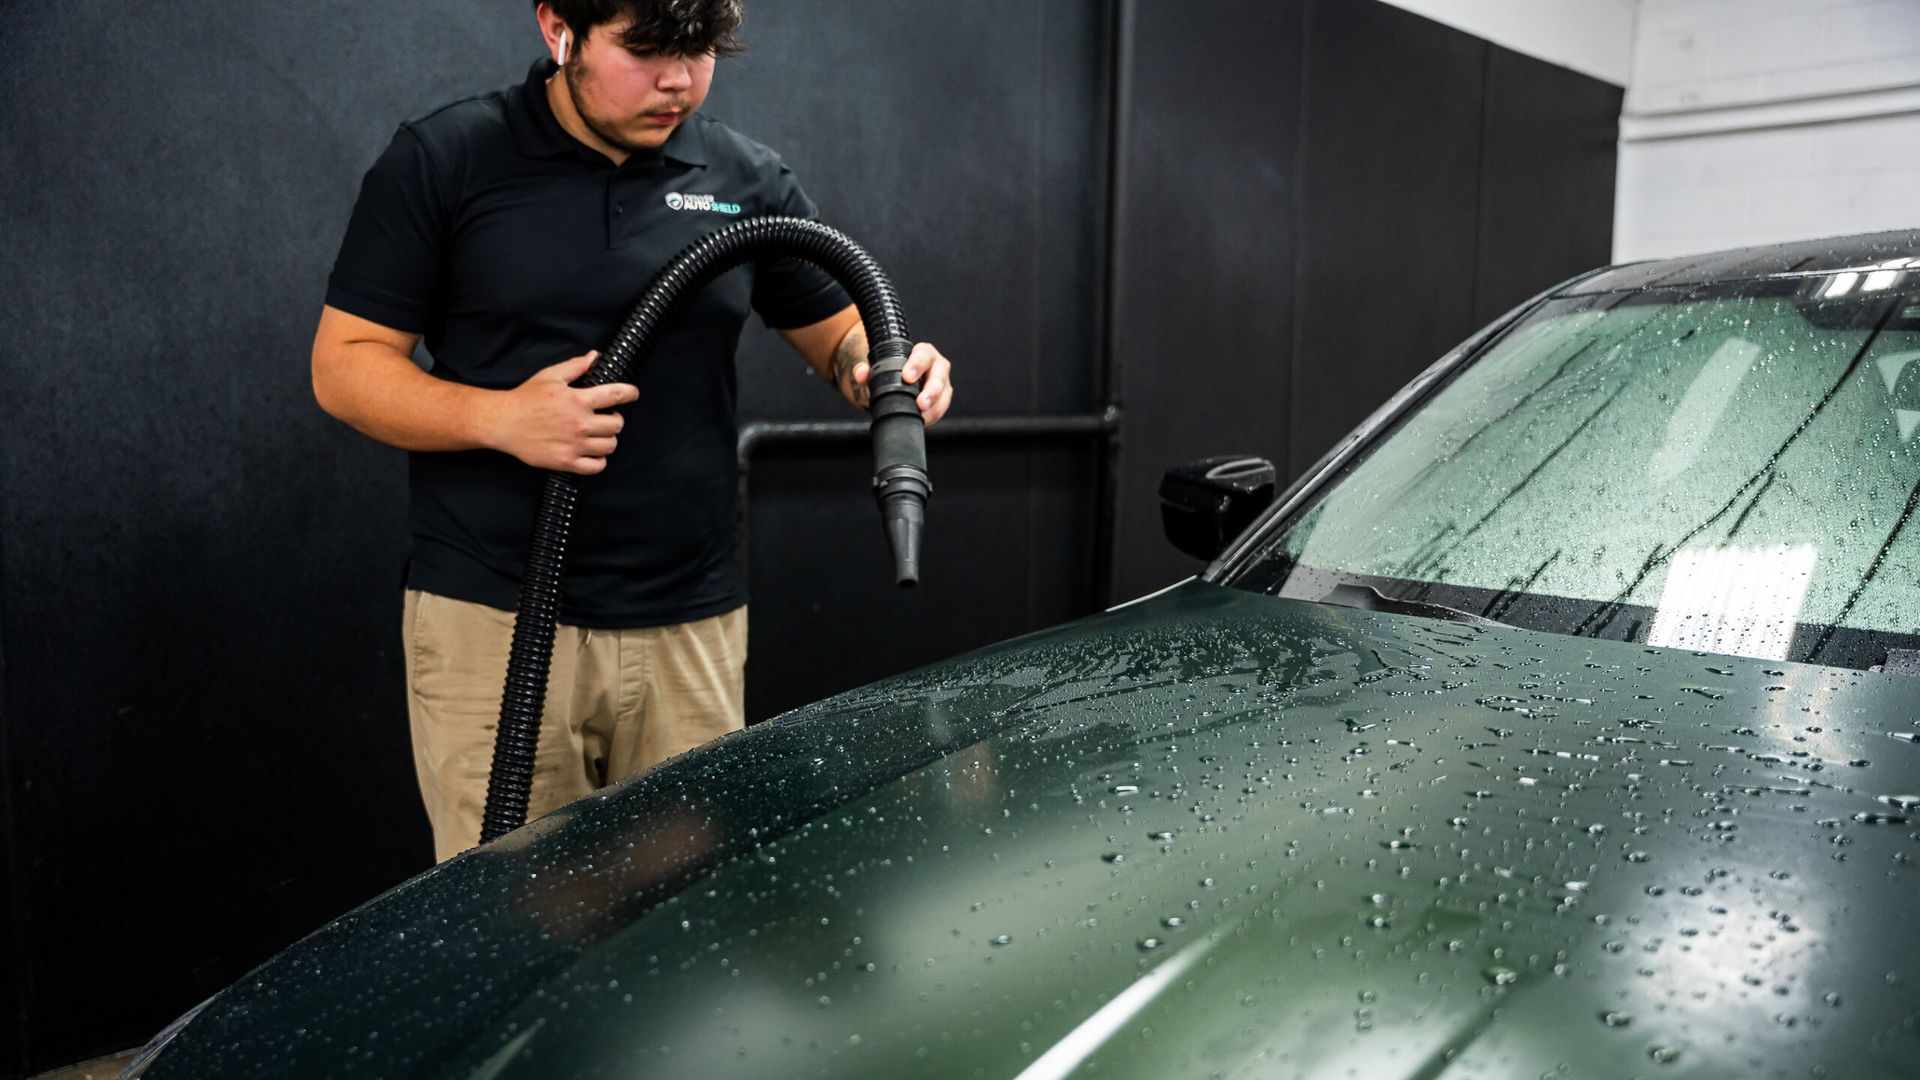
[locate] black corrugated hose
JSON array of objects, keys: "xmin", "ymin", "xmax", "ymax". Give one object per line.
[{"xmin": 478, "ymin": 216, "xmax": 929, "ymax": 845}]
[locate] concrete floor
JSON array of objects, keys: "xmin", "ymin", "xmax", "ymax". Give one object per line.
[{"xmin": 32, "ymin": 1050, "xmax": 137, "ymax": 1080}]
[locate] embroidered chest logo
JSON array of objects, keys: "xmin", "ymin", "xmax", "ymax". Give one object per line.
[{"xmin": 664, "ymin": 191, "xmax": 742, "ymax": 215}]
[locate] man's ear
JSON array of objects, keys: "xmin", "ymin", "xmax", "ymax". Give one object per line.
[{"xmin": 535, "ymin": 4, "xmax": 569, "ymax": 64}]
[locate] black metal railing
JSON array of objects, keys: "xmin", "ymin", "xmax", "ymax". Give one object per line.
[{"xmin": 735, "ymin": 405, "xmax": 1123, "ymax": 604}]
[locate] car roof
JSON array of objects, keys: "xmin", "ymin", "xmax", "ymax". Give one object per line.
[{"xmin": 1561, "ymin": 226, "xmax": 1920, "ymax": 295}]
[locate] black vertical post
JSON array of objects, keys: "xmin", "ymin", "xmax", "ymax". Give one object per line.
[
  {"xmin": 1091, "ymin": 0, "xmax": 1134, "ymax": 609},
  {"xmin": 0, "ymin": 521, "xmax": 26, "ymax": 1079}
]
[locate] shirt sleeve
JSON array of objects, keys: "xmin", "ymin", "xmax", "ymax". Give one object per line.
[
  {"xmin": 324, "ymin": 125, "xmax": 449, "ymax": 334},
  {"xmin": 751, "ymin": 163, "xmax": 855, "ymax": 330}
]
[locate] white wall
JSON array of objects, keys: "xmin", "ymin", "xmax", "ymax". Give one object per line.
[
  {"xmin": 1377, "ymin": 0, "xmax": 1637, "ymax": 85},
  {"xmin": 1615, "ymin": 0, "xmax": 1920, "ymax": 260}
]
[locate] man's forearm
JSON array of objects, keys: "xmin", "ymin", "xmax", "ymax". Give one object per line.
[
  {"xmin": 313, "ymin": 323, "xmax": 638, "ymax": 474},
  {"xmin": 830, "ymin": 322, "xmax": 871, "ymax": 410},
  {"xmin": 780, "ymin": 304, "xmax": 952, "ymax": 426},
  {"xmin": 313, "ymin": 342, "xmax": 497, "ymax": 453}
]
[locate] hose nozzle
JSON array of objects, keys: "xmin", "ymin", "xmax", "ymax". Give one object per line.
[
  {"xmin": 866, "ymin": 346, "xmax": 931, "ymax": 587},
  {"xmin": 877, "ymin": 473, "xmax": 929, "ymax": 587}
]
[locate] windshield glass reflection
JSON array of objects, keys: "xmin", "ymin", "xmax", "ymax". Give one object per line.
[{"xmin": 1235, "ymin": 276, "xmax": 1920, "ymax": 670}]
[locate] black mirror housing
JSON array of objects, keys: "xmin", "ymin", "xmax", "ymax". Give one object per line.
[{"xmin": 1159, "ymin": 455, "xmax": 1277, "ymax": 561}]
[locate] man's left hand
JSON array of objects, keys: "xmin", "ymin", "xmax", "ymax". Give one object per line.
[{"xmin": 853, "ymin": 341, "xmax": 953, "ymax": 426}]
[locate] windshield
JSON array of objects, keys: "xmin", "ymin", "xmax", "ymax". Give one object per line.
[{"xmin": 1232, "ymin": 272, "xmax": 1920, "ymax": 671}]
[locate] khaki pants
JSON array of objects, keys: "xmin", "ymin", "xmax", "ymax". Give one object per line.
[{"xmin": 403, "ymin": 589, "xmax": 747, "ymax": 862}]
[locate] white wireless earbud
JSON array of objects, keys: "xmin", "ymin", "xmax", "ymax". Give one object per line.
[{"xmin": 556, "ymin": 28, "xmax": 571, "ymax": 66}]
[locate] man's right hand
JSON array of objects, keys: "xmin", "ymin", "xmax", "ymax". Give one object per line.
[{"xmin": 483, "ymin": 352, "xmax": 640, "ymax": 475}]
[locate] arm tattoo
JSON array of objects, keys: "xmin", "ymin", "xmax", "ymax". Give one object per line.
[{"xmin": 831, "ymin": 324, "xmax": 871, "ymax": 409}]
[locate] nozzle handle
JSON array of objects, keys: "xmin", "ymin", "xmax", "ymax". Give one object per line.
[{"xmin": 865, "ymin": 342, "xmax": 930, "ymax": 586}]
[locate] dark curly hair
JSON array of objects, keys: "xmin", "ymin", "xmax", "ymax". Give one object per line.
[{"xmin": 542, "ymin": 0, "xmax": 745, "ymax": 57}]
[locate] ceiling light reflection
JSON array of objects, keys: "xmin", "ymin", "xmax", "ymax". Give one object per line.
[
  {"xmin": 1646, "ymin": 544, "xmax": 1817, "ymax": 662},
  {"xmin": 1823, "ymin": 273, "xmax": 1861, "ymax": 298},
  {"xmin": 1863, "ymin": 269, "xmax": 1904, "ymax": 292}
]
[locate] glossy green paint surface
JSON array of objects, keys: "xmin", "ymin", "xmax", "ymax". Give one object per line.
[{"xmin": 147, "ymin": 583, "xmax": 1920, "ymax": 1078}]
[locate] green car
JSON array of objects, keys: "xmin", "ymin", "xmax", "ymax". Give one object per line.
[{"xmin": 130, "ymin": 231, "xmax": 1920, "ymax": 1078}]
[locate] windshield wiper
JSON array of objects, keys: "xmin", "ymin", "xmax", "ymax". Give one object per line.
[{"xmin": 1321, "ymin": 583, "xmax": 1507, "ymax": 628}]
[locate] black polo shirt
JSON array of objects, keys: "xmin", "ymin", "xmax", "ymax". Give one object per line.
[{"xmin": 326, "ymin": 58, "xmax": 851, "ymax": 628}]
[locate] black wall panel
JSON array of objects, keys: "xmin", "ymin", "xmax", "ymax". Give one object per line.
[
  {"xmin": 1108, "ymin": 2, "xmax": 1621, "ymax": 602},
  {"xmin": 1288, "ymin": 0, "xmax": 1489, "ymax": 481},
  {"xmin": 0, "ymin": 3, "xmax": 531, "ymax": 1068},
  {"xmin": 1473, "ymin": 48, "xmax": 1625, "ymax": 324},
  {"xmin": 745, "ymin": 442, "xmax": 1100, "ymax": 719},
  {"xmin": 703, "ymin": 1, "xmax": 1113, "ymax": 721},
  {"xmin": 0, "ymin": 2, "xmax": 1110, "ymax": 1072},
  {"xmin": 1108, "ymin": 1, "xmax": 1303, "ymax": 603}
]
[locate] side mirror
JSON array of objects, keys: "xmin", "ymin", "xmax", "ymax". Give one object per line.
[{"xmin": 1159, "ymin": 455, "xmax": 1277, "ymax": 561}]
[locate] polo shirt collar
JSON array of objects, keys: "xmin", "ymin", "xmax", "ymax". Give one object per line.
[{"xmin": 508, "ymin": 58, "xmax": 708, "ymax": 168}]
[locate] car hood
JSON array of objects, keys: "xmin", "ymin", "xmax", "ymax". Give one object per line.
[{"xmin": 144, "ymin": 582, "xmax": 1920, "ymax": 1078}]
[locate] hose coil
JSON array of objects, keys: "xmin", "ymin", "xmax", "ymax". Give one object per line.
[{"xmin": 479, "ymin": 217, "xmax": 924, "ymax": 844}]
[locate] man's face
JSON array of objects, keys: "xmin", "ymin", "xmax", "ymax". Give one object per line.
[{"xmin": 563, "ymin": 18, "xmax": 716, "ymax": 153}]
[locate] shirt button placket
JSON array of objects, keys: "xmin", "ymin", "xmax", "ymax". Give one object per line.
[{"xmin": 608, "ymin": 174, "xmax": 625, "ymax": 250}]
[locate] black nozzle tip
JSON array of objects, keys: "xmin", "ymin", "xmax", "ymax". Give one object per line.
[{"xmin": 882, "ymin": 492, "xmax": 924, "ymax": 588}]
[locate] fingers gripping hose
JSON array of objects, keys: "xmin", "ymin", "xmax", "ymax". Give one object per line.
[{"xmin": 478, "ymin": 217, "xmax": 928, "ymax": 845}]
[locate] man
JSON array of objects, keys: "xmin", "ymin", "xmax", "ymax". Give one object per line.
[{"xmin": 312, "ymin": 0, "xmax": 953, "ymax": 861}]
